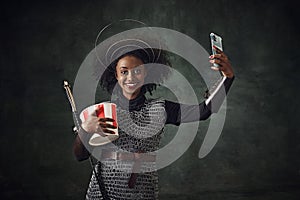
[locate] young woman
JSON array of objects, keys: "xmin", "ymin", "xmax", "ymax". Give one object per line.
[{"xmin": 73, "ymin": 46, "xmax": 234, "ymax": 200}]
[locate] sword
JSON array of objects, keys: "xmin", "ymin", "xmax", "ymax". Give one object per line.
[
  {"xmin": 63, "ymin": 80, "xmax": 110, "ymax": 200},
  {"xmin": 63, "ymin": 80, "xmax": 81, "ymax": 131}
]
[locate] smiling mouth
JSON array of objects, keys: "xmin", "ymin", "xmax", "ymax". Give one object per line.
[{"xmin": 125, "ymin": 83, "xmax": 138, "ymax": 87}]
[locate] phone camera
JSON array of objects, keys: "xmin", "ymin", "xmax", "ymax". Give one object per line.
[{"xmin": 212, "ymin": 35, "xmax": 217, "ymax": 42}]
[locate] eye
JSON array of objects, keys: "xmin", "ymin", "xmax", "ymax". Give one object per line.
[
  {"xmin": 133, "ymin": 68, "xmax": 141, "ymax": 74},
  {"xmin": 120, "ymin": 70, "xmax": 128, "ymax": 75}
]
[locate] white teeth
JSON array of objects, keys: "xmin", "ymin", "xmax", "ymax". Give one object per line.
[{"xmin": 126, "ymin": 83, "xmax": 137, "ymax": 86}]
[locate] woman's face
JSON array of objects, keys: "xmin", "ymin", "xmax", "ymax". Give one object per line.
[{"xmin": 115, "ymin": 55, "xmax": 147, "ymax": 100}]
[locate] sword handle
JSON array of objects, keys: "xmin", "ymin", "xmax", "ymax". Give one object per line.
[{"xmin": 63, "ymin": 80, "xmax": 81, "ymax": 130}]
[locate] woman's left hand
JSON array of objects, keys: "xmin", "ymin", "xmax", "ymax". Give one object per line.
[{"xmin": 209, "ymin": 46, "xmax": 234, "ymax": 78}]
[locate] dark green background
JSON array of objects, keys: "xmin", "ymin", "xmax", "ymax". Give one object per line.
[{"xmin": 1, "ymin": 0, "xmax": 299, "ymax": 199}]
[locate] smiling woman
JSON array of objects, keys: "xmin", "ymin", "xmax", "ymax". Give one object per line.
[{"xmin": 73, "ymin": 44, "xmax": 234, "ymax": 199}]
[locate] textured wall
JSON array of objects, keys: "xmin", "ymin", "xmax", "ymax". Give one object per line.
[{"xmin": 1, "ymin": 0, "xmax": 299, "ymax": 199}]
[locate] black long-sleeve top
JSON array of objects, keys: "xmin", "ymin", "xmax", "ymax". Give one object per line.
[{"xmin": 165, "ymin": 76, "xmax": 234, "ymax": 125}]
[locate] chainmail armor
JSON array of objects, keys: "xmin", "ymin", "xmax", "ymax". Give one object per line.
[{"xmin": 86, "ymin": 98, "xmax": 166, "ymax": 200}]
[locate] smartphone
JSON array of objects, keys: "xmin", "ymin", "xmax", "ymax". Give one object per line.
[{"xmin": 210, "ymin": 32, "xmax": 223, "ymax": 67}]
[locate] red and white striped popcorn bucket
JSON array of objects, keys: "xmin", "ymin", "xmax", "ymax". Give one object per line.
[{"xmin": 79, "ymin": 102, "xmax": 118, "ymax": 146}]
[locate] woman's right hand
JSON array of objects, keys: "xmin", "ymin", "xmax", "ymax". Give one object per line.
[{"xmin": 81, "ymin": 108, "xmax": 117, "ymax": 135}]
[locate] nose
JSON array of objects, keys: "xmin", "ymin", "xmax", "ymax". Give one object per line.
[{"xmin": 127, "ymin": 70, "xmax": 135, "ymax": 81}]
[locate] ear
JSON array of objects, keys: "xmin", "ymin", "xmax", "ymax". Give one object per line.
[{"xmin": 115, "ymin": 71, "xmax": 118, "ymax": 80}]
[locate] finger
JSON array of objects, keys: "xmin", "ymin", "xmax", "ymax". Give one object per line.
[
  {"xmin": 99, "ymin": 123, "xmax": 117, "ymax": 129},
  {"xmin": 210, "ymin": 54, "xmax": 223, "ymax": 62},
  {"xmin": 98, "ymin": 118, "xmax": 115, "ymax": 122},
  {"xmin": 211, "ymin": 65, "xmax": 226, "ymax": 71},
  {"xmin": 94, "ymin": 125, "xmax": 107, "ymax": 136},
  {"xmin": 102, "ymin": 129, "xmax": 116, "ymax": 135},
  {"xmin": 211, "ymin": 66, "xmax": 220, "ymax": 71},
  {"xmin": 210, "ymin": 58, "xmax": 231, "ymax": 68},
  {"xmin": 210, "ymin": 54, "xmax": 221, "ymax": 59},
  {"xmin": 209, "ymin": 59, "xmax": 225, "ymax": 66},
  {"xmin": 210, "ymin": 54, "xmax": 228, "ymax": 61},
  {"xmin": 210, "ymin": 54, "xmax": 229, "ymax": 62}
]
